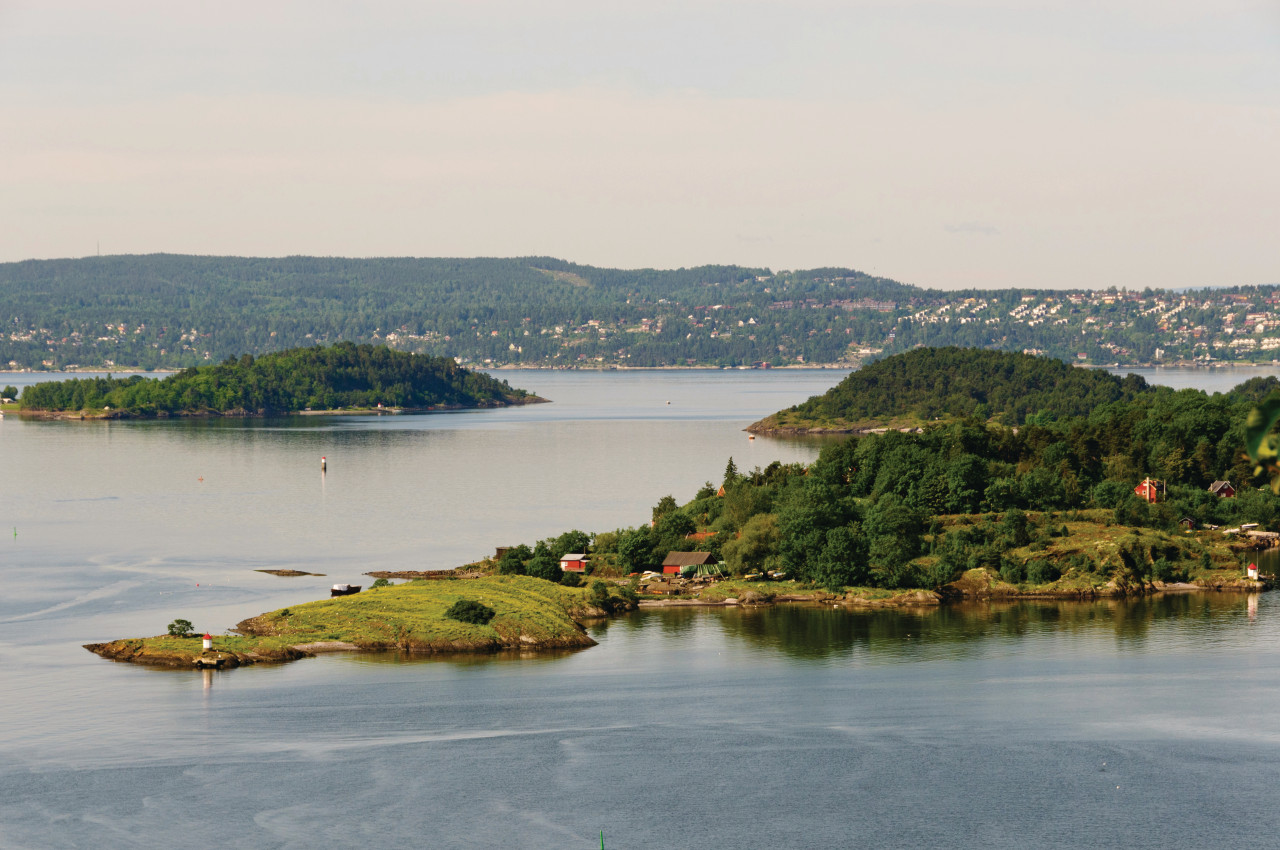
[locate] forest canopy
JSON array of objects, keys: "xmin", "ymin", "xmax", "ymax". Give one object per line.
[
  {"xmin": 18, "ymin": 342, "xmax": 534, "ymax": 416},
  {"xmin": 752, "ymin": 347, "xmax": 1151, "ymax": 431}
]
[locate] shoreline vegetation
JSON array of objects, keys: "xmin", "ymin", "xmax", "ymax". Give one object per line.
[
  {"xmin": 82, "ymin": 345, "xmax": 1280, "ymax": 672},
  {"xmin": 84, "ymin": 558, "xmax": 1268, "ymax": 671},
  {"xmin": 16, "ymin": 342, "xmax": 541, "ymax": 419}
]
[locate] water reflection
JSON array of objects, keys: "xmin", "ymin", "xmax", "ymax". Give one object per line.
[
  {"xmin": 326, "ymin": 647, "xmax": 590, "ymax": 668},
  {"xmin": 656, "ymin": 593, "xmax": 1260, "ymax": 662}
]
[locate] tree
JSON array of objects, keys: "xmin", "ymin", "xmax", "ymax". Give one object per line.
[
  {"xmin": 651, "ymin": 495, "xmax": 678, "ymax": 524},
  {"xmin": 588, "ymin": 579, "xmax": 613, "ymax": 610},
  {"xmin": 617, "ymin": 528, "xmax": 654, "ymax": 573},
  {"xmin": 547, "ymin": 529, "xmax": 592, "ymax": 559},
  {"xmin": 526, "ymin": 543, "xmax": 563, "ymax": 583},
  {"xmin": 167, "ymin": 619, "xmax": 195, "ymax": 637},
  {"xmin": 998, "ymin": 508, "xmax": 1031, "ymax": 547},
  {"xmin": 497, "ymin": 544, "xmax": 532, "ymax": 575},
  {"xmin": 1, "ymin": 385, "xmax": 17, "ymax": 400},
  {"xmin": 866, "ymin": 494, "xmax": 924, "ymax": 572},
  {"xmin": 723, "ymin": 457, "xmax": 740, "ymax": 489},
  {"xmin": 812, "ymin": 524, "xmax": 871, "ymax": 590},
  {"xmin": 722, "ymin": 513, "xmax": 781, "ymax": 575}
]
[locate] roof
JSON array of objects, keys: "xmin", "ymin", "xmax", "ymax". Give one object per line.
[
  {"xmin": 662, "ymin": 551, "xmax": 716, "ymax": 567},
  {"xmin": 1208, "ymin": 480, "xmax": 1233, "ymax": 492},
  {"xmin": 559, "ymin": 553, "xmax": 586, "ymax": 561}
]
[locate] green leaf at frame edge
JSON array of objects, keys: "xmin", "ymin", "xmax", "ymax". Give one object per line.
[{"xmin": 1245, "ymin": 394, "xmax": 1280, "ymax": 463}]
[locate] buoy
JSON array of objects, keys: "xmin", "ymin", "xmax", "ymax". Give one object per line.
[
  {"xmin": 321, "ymin": 455, "xmax": 327, "ymax": 471},
  {"xmin": 202, "ymin": 633, "xmax": 212, "ymax": 651}
]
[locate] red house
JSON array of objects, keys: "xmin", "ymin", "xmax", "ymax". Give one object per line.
[
  {"xmin": 1134, "ymin": 478, "xmax": 1165, "ymax": 504},
  {"xmin": 559, "ymin": 554, "xmax": 588, "ymax": 572},
  {"xmin": 1208, "ymin": 480, "xmax": 1236, "ymax": 498}
]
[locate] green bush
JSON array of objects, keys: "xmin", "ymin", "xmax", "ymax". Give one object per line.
[
  {"xmin": 497, "ymin": 544, "xmax": 531, "ymax": 575},
  {"xmin": 444, "ymin": 599, "xmax": 496, "ymax": 625},
  {"xmin": 560, "ymin": 571, "xmax": 584, "ymax": 587},
  {"xmin": 1026, "ymin": 559, "xmax": 1060, "ymax": 584},
  {"xmin": 999, "ymin": 560, "xmax": 1026, "ymax": 584},
  {"xmin": 924, "ymin": 558, "xmax": 960, "ymax": 589},
  {"xmin": 526, "ymin": 552, "xmax": 563, "ymax": 583},
  {"xmin": 370, "ymin": 577, "xmax": 391, "ymax": 588},
  {"xmin": 1153, "ymin": 557, "xmax": 1186, "ymax": 582}
]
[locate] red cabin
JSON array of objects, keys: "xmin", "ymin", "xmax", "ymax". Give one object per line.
[{"xmin": 559, "ymin": 554, "xmax": 587, "ymax": 572}]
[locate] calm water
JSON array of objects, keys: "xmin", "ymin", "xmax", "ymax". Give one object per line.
[{"xmin": 3, "ymin": 367, "xmax": 1280, "ymax": 849}]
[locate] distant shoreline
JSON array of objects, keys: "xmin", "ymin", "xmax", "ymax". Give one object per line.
[{"xmin": 6, "ymin": 360, "xmax": 1280, "ymax": 376}]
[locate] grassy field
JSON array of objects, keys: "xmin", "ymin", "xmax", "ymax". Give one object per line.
[
  {"xmin": 927, "ymin": 511, "xmax": 1252, "ymax": 595},
  {"xmin": 86, "ymin": 575, "xmax": 597, "ymax": 667}
]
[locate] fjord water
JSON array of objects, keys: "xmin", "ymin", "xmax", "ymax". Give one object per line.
[{"xmin": 3, "ymin": 367, "xmax": 1280, "ymax": 849}]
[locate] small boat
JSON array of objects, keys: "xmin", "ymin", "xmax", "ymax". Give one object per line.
[{"xmin": 330, "ymin": 583, "xmax": 362, "ymax": 597}]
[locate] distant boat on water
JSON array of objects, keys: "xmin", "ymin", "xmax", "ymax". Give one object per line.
[{"xmin": 330, "ymin": 584, "xmax": 361, "ymax": 597}]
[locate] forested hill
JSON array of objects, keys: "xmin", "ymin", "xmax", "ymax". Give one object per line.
[
  {"xmin": 0, "ymin": 254, "xmax": 909, "ymax": 370},
  {"xmin": 749, "ymin": 347, "xmax": 1151, "ymax": 432},
  {"xmin": 5, "ymin": 254, "xmax": 1280, "ymax": 371},
  {"xmin": 18, "ymin": 342, "xmax": 535, "ymax": 416}
]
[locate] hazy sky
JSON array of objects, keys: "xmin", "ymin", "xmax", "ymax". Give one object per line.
[{"xmin": 2, "ymin": 1, "xmax": 1277, "ymax": 289}]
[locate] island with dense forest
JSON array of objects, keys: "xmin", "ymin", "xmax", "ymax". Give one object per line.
[
  {"xmin": 748, "ymin": 347, "xmax": 1151, "ymax": 433},
  {"xmin": 19, "ymin": 342, "xmax": 539, "ymax": 417},
  {"xmin": 87, "ymin": 347, "xmax": 1279, "ymax": 671}
]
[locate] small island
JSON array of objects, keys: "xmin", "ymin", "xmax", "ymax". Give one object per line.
[
  {"xmin": 19, "ymin": 341, "xmax": 542, "ymax": 418},
  {"xmin": 85, "ymin": 575, "xmax": 616, "ymax": 669}
]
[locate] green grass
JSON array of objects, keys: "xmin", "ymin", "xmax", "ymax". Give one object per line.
[
  {"xmin": 89, "ymin": 576, "xmax": 597, "ymax": 666},
  {"xmin": 243, "ymin": 575, "xmax": 593, "ymax": 648}
]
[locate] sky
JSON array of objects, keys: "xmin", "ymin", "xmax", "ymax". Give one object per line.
[{"xmin": 1, "ymin": 1, "xmax": 1278, "ymax": 289}]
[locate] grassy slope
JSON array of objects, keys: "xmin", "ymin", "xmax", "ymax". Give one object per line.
[
  {"xmin": 924, "ymin": 512, "xmax": 1250, "ymax": 596},
  {"xmin": 86, "ymin": 576, "xmax": 596, "ymax": 667}
]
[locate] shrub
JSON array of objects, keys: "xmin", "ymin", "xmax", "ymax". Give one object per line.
[
  {"xmin": 999, "ymin": 560, "xmax": 1026, "ymax": 584},
  {"xmin": 167, "ymin": 619, "xmax": 195, "ymax": 637},
  {"xmin": 444, "ymin": 599, "xmax": 495, "ymax": 625},
  {"xmin": 589, "ymin": 580, "xmax": 611, "ymax": 608},
  {"xmin": 924, "ymin": 558, "xmax": 961, "ymax": 589},
  {"xmin": 1026, "ymin": 559, "xmax": 1060, "ymax": 585},
  {"xmin": 1154, "ymin": 557, "xmax": 1190, "ymax": 582},
  {"xmin": 370, "ymin": 578, "xmax": 391, "ymax": 588},
  {"xmin": 560, "ymin": 571, "xmax": 584, "ymax": 587},
  {"xmin": 497, "ymin": 545, "xmax": 531, "ymax": 575},
  {"xmin": 526, "ymin": 552, "xmax": 563, "ymax": 583}
]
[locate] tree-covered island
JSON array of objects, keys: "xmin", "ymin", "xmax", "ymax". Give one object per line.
[
  {"xmin": 19, "ymin": 342, "xmax": 540, "ymax": 417},
  {"xmin": 86, "ymin": 347, "xmax": 1280, "ymax": 671}
]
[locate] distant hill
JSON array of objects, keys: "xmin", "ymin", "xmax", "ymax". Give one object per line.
[
  {"xmin": 4, "ymin": 253, "xmax": 1280, "ymax": 371},
  {"xmin": 18, "ymin": 342, "xmax": 537, "ymax": 416},
  {"xmin": 0, "ymin": 254, "xmax": 926, "ymax": 369},
  {"xmin": 748, "ymin": 347, "xmax": 1151, "ymax": 432}
]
